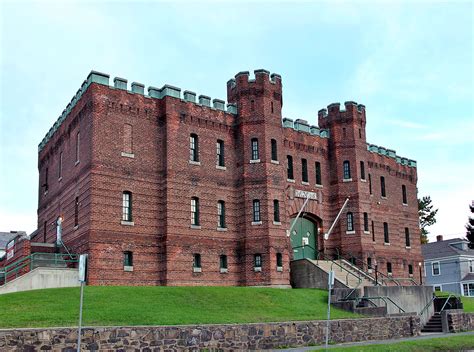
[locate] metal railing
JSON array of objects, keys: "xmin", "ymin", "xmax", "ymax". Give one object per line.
[
  {"xmin": 0, "ymin": 252, "xmax": 79, "ymax": 286},
  {"xmin": 346, "ymin": 296, "xmax": 406, "ymax": 314},
  {"xmin": 419, "ymin": 295, "xmax": 436, "ymax": 316}
]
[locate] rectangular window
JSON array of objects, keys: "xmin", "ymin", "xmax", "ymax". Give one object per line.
[
  {"xmin": 253, "ymin": 199, "xmax": 261, "ymax": 222},
  {"xmin": 402, "ymin": 185, "xmax": 407, "ymax": 204},
  {"xmin": 369, "ymin": 174, "xmax": 372, "ymax": 194},
  {"xmin": 74, "ymin": 197, "xmax": 79, "ymax": 227},
  {"xmin": 271, "ymin": 139, "xmax": 278, "ymax": 161},
  {"xmin": 44, "ymin": 167, "xmax": 49, "ymax": 192},
  {"xmin": 347, "ymin": 212, "xmax": 354, "ymax": 232},
  {"xmin": 124, "ymin": 251, "xmax": 133, "ymax": 267},
  {"xmin": 254, "ymin": 254, "xmax": 262, "ymax": 268},
  {"xmin": 193, "ymin": 253, "xmax": 201, "ymax": 268},
  {"xmin": 276, "ymin": 253, "xmax": 283, "ymax": 267},
  {"xmin": 405, "ymin": 227, "xmax": 411, "ymax": 247},
  {"xmin": 360, "ymin": 161, "xmax": 365, "ymax": 180},
  {"xmin": 217, "ymin": 200, "xmax": 226, "ymax": 228},
  {"xmin": 75, "ymin": 132, "xmax": 80, "ymax": 163},
  {"xmin": 363, "ymin": 212, "xmax": 369, "ymax": 232},
  {"xmin": 191, "ymin": 197, "xmax": 200, "ymax": 226},
  {"xmin": 383, "ymin": 222, "xmax": 389, "ymax": 243},
  {"xmin": 301, "ymin": 158, "xmax": 308, "ymax": 183},
  {"xmin": 380, "ymin": 176, "xmax": 386, "ymax": 197},
  {"xmin": 123, "ymin": 123, "xmax": 133, "ymax": 154},
  {"xmin": 287, "ymin": 155, "xmax": 294, "ymax": 180},
  {"xmin": 217, "ymin": 139, "xmax": 225, "ymax": 166},
  {"xmin": 343, "ymin": 161, "xmax": 351, "ymax": 179},
  {"xmin": 408, "ymin": 264, "xmax": 413, "ymax": 275},
  {"xmin": 251, "ymin": 138, "xmax": 259, "ymax": 160},
  {"xmin": 122, "ymin": 191, "xmax": 132, "ymax": 221},
  {"xmin": 190, "ymin": 134, "xmax": 199, "ymax": 162},
  {"xmin": 470, "ymin": 260, "xmax": 473, "ymax": 273},
  {"xmin": 273, "ymin": 199, "xmax": 280, "ymax": 222},
  {"xmin": 220, "ymin": 255, "xmax": 228, "ymax": 270},
  {"xmin": 463, "ymin": 283, "xmax": 474, "ymax": 296},
  {"xmin": 432, "ymin": 262, "xmax": 440, "ymax": 276},
  {"xmin": 315, "ymin": 162, "xmax": 322, "ymax": 185},
  {"xmin": 58, "ymin": 151, "xmax": 63, "ymax": 179},
  {"xmin": 371, "ymin": 221, "xmax": 375, "ymax": 241},
  {"xmin": 387, "ymin": 262, "xmax": 392, "ymax": 275},
  {"xmin": 367, "ymin": 257, "xmax": 372, "ymax": 269},
  {"xmin": 434, "ymin": 285, "xmax": 442, "ymax": 292}
]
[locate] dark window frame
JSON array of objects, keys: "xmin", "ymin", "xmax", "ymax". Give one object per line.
[
  {"xmin": 402, "ymin": 185, "xmax": 407, "ymax": 204},
  {"xmin": 343, "ymin": 160, "xmax": 351, "ymax": 179},
  {"xmin": 315, "ymin": 161, "xmax": 322, "ymax": 185},
  {"xmin": 383, "ymin": 222, "xmax": 389, "ymax": 243},
  {"xmin": 271, "ymin": 139, "xmax": 278, "ymax": 161},
  {"xmin": 347, "ymin": 212, "xmax": 354, "ymax": 232},
  {"xmin": 276, "ymin": 253, "xmax": 283, "ymax": 267},
  {"xmin": 193, "ymin": 253, "xmax": 201, "ymax": 268},
  {"xmin": 253, "ymin": 199, "xmax": 261, "ymax": 222},
  {"xmin": 360, "ymin": 161, "xmax": 366, "ymax": 180},
  {"xmin": 190, "ymin": 134, "xmax": 199, "ymax": 162},
  {"xmin": 251, "ymin": 138, "xmax": 259, "ymax": 160},
  {"xmin": 405, "ymin": 227, "xmax": 411, "ymax": 247},
  {"xmin": 122, "ymin": 191, "xmax": 132, "ymax": 222},
  {"xmin": 219, "ymin": 255, "xmax": 228, "ymax": 269},
  {"xmin": 301, "ymin": 158, "xmax": 308, "ymax": 183},
  {"xmin": 381, "ymin": 176, "xmax": 386, "ymax": 197},
  {"xmin": 124, "ymin": 251, "xmax": 133, "ymax": 267},
  {"xmin": 218, "ymin": 200, "xmax": 226, "ymax": 228},
  {"xmin": 363, "ymin": 212, "xmax": 369, "ymax": 232},
  {"xmin": 273, "ymin": 199, "xmax": 280, "ymax": 222},
  {"xmin": 287, "ymin": 155, "xmax": 294, "ymax": 180},
  {"xmin": 216, "ymin": 139, "xmax": 225, "ymax": 166},
  {"xmin": 191, "ymin": 197, "xmax": 200, "ymax": 226},
  {"xmin": 254, "ymin": 254, "xmax": 262, "ymax": 268}
]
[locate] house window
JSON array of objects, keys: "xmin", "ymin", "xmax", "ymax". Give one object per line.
[
  {"xmin": 315, "ymin": 162, "xmax": 322, "ymax": 185},
  {"xmin": 347, "ymin": 212, "xmax": 354, "ymax": 232},
  {"xmin": 75, "ymin": 132, "xmax": 80, "ymax": 163},
  {"xmin": 124, "ymin": 251, "xmax": 133, "ymax": 267},
  {"xmin": 287, "ymin": 155, "xmax": 294, "ymax": 180},
  {"xmin": 122, "ymin": 191, "xmax": 132, "ymax": 222},
  {"xmin": 220, "ymin": 255, "xmax": 228, "ymax": 270},
  {"xmin": 191, "ymin": 197, "xmax": 200, "ymax": 226},
  {"xmin": 408, "ymin": 264, "xmax": 413, "ymax": 275},
  {"xmin": 402, "ymin": 185, "xmax": 407, "ymax": 204},
  {"xmin": 380, "ymin": 176, "xmax": 386, "ymax": 197},
  {"xmin": 434, "ymin": 285, "xmax": 442, "ymax": 292},
  {"xmin": 470, "ymin": 260, "xmax": 473, "ymax": 273},
  {"xmin": 463, "ymin": 283, "xmax": 474, "ymax": 296},
  {"xmin": 273, "ymin": 199, "xmax": 280, "ymax": 222},
  {"xmin": 74, "ymin": 197, "xmax": 79, "ymax": 227},
  {"xmin": 271, "ymin": 101, "xmax": 274, "ymax": 114},
  {"xmin": 58, "ymin": 151, "xmax": 63, "ymax": 179},
  {"xmin": 371, "ymin": 221, "xmax": 375, "ymax": 242},
  {"xmin": 123, "ymin": 123, "xmax": 133, "ymax": 154},
  {"xmin": 193, "ymin": 253, "xmax": 201, "ymax": 269},
  {"xmin": 367, "ymin": 257, "xmax": 372, "ymax": 269},
  {"xmin": 276, "ymin": 253, "xmax": 283, "ymax": 267},
  {"xmin": 217, "ymin": 200, "xmax": 226, "ymax": 228},
  {"xmin": 271, "ymin": 139, "xmax": 278, "ymax": 161},
  {"xmin": 216, "ymin": 139, "xmax": 225, "ymax": 166},
  {"xmin": 363, "ymin": 212, "xmax": 369, "ymax": 232},
  {"xmin": 343, "ymin": 161, "xmax": 351, "ymax": 179},
  {"xmin": 253, "ymin": 199, "xmax": 261, "ymax": 222},
  {"xmin": 360, "ymin": 161, "xmax": 365, "ymax": 180},
  {"xmin": 432, "ymin": 262, "xmax": 440, "ymax": 276},
  {"xmin": 301, "ymin": 158, "xmax": 308, "ymax": 183},
  {"xmin": 190, "ymin": 134, "xmax": 199, "ymax": 162},
  {"xmin": 254, "ymin": 254, "xmax": 262, "ymax": 268},
  {"xmin": 387, "ymin": 262, "xmax": 392, "ymax": 275},
  {"xmin": 369, "ymin": 174, "xmax": 372, "ymax": 194},
  {"xmin": 405, "ymin": 228, "xmax": 410, "ymax": 247},
  {"xmin": 251, "ymin": 138, "xmax": 259, "ymax": 160},
  {"xmin": 383, "ymin": 222, "xmax": 389, "ymax": 243}
]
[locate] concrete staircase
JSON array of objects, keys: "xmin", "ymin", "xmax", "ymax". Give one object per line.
[
  {"xmin": 421, "ymin": 313, "xmax": 443, "ymax": 333},
  {"xmin": 30, "ymin": 253, "xmax": 68, "ymax": 269},
  {"xmin": 308, "ymin": 259, "xmax": 375, "ymax": 289}
]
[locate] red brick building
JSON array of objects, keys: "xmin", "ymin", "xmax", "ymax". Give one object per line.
[{"xmin": 33, "ymin": 69, "xmax": 422, "ymax": 286}]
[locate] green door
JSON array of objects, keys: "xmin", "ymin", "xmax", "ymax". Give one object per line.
[{"xmin": 290, "ymin": 217, "xmax": 317, "ymax": 260}]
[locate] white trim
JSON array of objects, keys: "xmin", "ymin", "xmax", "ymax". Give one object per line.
[
  {"xmin": 123, "ymin": 265, "xmax": 133, "ymax": 272},
  {"xmin": 250, "ymin": 159, "xmax": 261, "ymax": 164},
  {"xmin": 121, "ymin": 152, "xmax": 135, "ymax": 158},
  {"xmin": 273, "ymin": 221, "xmax": 281, "ymax": 225},
  {"xmin": 220, "ymin": 268, "xmax": 228, "ymax": 273},
  {"xmin": 424, "ymin": 254, "xmax": 474, "ymax": 262},
  {"xmin": 287, "ymin": 179, "xmax": 295, "ymax": 183},
  {"xmin": 433, "ymin": 285, "xmax": 442, "ymax": 292},
  {"xmin": 121, "ymin": 220, "xmax": 135, "ymax": 226},
  {"xmin": 271, "ymin": 160, "xmax": 280, "ymax": 165},
  {"xmin": 346, "ymin": 230, "xmax": 356, "ymax": 235},
  {"xmin": 342, "ymin": 178, "xmax": 352, "ymax": 182},
  {"xmin": 315, "ymin": 184, "xmax": 323, "ymax": 188},
  {"xmin": 190, "ymin": 225, "xmax": 202, "ymax": 229},
  {"xmin": 193, "ymin": 267, "xmax": 202, "ymax": 273},
  {"xmin": 276, "ymin": 266, "xmax": 283, "ymax": 272},
  {"xmin": 360, "ymin": 179, "xmax": 367, "ymax": 183},
  {"xmin": 251, "ymin": 221, "xmax": 262, "ymax": 226},
  {"xmin": 216, "ymin": 165, "xmax": 227, "ymax": 170},
  {"xmin": 363, "ymin": 231, "xmax": 370, "ymax": 234},
  {"xmin": 432, "ymin": 261, "xmax": 441, "ymax": 276},
  {"xmin": 254, "ymin": 267, "xmax": 262, "ymax": 272},
  {"xmin": 301, "ymin": 181, "xmax": 310, "ymax": 186},
  {"xmin": 189, "ymin": 160, "xmax": 201, "ymax": 166},
  {"xmin": 217, "ymin": 227, "xmax": 228, "ymax": 232},
  {"xmin": 384, "ymin": 242, "xmax": 390, "ymax": 246}
]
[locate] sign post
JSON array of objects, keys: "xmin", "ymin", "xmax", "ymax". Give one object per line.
[
  {"xmin": 77, "ymin": 254, "xmax": 87, "ymax": 351},
  {"xmin": 325, "ymin": 270, "xmax": 334, "ymax": 349}
]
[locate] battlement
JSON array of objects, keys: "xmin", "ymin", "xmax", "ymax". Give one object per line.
[
  {"xmin": 367, "ymin": 143, "xmax": 417, "ymax": 168},
  {"xmin": 282, "ymin": 118, "xmax": 329, "ymax": 138},
  {"xmin": 38, "ymin": 70, "xmax": 237, "ymax": 152},
  {"xmin": 318, "ymin": 101, "xmax": 366, "ymax": 119},
  {"xmin": 227, "ymin": 69, "xmax": 282, "ymax": 90}
]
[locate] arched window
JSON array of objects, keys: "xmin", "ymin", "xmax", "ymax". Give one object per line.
[
  {"xmin": 347, "ymin": 212, "xmax": 354, "ymax": 231},
  {"xmin": 343, "ymin": 161, "xmax": 351, "ymax": 179},
  {"xmin": 122, "ymin": 191, "xmax": 132, "ymax": 221},
  {"xmin": 190, "ymin": 134, "xmax": 199, "ymax": 162},
  {"xmin": 251, "ymin": 138, "xmax": 259, "ymax": 160},
  {"xmin": 271, "ymin": 139, "xmax": 278, "ymax": 161}
]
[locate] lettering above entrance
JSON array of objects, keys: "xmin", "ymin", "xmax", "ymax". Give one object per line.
[{"xmin": 294, "ymin": 189, "xmax": 318, "ymax": 200}]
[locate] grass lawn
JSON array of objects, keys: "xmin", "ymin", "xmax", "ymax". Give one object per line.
[
  {"xmin": 0, "ymin": 286, "xmax": 359, "ymax": 328},
  {"xmin": 322, "ymin": 334, "xmax": 474, "ymax": 351}
]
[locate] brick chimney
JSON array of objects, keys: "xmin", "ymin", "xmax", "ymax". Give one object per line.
[{"xmin": 436, "ymin": 235, "xmax": 443, "ymax": 242}]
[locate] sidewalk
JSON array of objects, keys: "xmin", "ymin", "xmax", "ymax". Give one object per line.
[{"xmin": 276, "ymin": 331, "xmax": 474, "ymax": 351}]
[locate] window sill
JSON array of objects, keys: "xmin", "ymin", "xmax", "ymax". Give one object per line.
[
  {"xmin": 44, "ymin": 190, "xmax": 49, "ymax": 196},
  {"xmin": 315, "ymin": 184, "xmax": 323, "ymax": 188},
  {"xmin": 189, "ymin": 160, "xmax": 201, "ymax": 166},
  {"xmin": 251, "ymin": 221, "xmax": 262, "ymax": 226},
  {"xmin": 58, "ymin": 177, "xmax": 63, "ymax": 182},
  {"xmin": 74, "ymin": 225, "xmax": 79, "ymax": 231},
  {"xmin": 301, "ymin": 181, "xmax": 310, "ymax": 186},
  {"xmin": 254, "ymin": 267, "xmax": 262, "ymax": 272},
  {"xmin": 406, "ymin": 246, "xmax": 411, "ymax": 249},
  {"xmin": 402, "ymin": 203, "xmax": 408, "ymax": 207},
  {"xmin": 121, "ymin": 221, "xmax": 135, "ymax": 226},
  {"xmin": 190, "ymin": 225, "xmax": 202, "ymax": 229},
  {"xmin": 287, "ymin": 179, "xmax": 295, "ymax": 183},
  {"xmin": 273, "ymin": 221, "xmax": 281, "ymax": 225},
  {"xmin": 381, "ymin": 196, "xmax": 387, "ymax": 200},
  {"xmin": 409, "ymin": 274, "xmax": 413, "ymax": 278},
  {"xmin": 193, "ymin": 267, "xmax": 202, "ymax": 273},
  {"xmin": 388, "ymin": 273, "xmax": 393, "ymax": 277},
  {"xmin": 368, "ymin": 269, "xmax": 373, "ymax": 273},
  {"xmin": 250, "ymin": 159, "xmax": 261, "ymax": 164},
  {"xmin": 217, "ymin": 227, "xmax": 227, "ymax": 232},
  {"xmin": 363, "ymin": 231, "xmax": 370, "ymax": 234},
  {"xmin": 276, "ymin": 266, "xmax": 283, "ymax": 272},
  {"xmin": 216, "ymin": 165, "xmax": 226, "ymax": 170},
  {"xmin": 75, "ymin": 160, "xmax": 80, "ymax": 166},
  {"xmin": 271, "ymin": 160, "xmax": 279, "ymax": 165},
  {"xmin": 384, "ymin": 242, "xmax": 390, "ymax": 246},
  {"xmin": 121, "ymin": 152, "xmax": 135, "ymax": 158},
  {"xmin": 360, "ymin": 179, "xmax": 367, "ymax": 182},
  {"xmin": 124, "ymin": 266, "xmax": 134, "ymax": 272},
  {"xmin": 346, "ymin": 230, "xmax": 356, "ymax": 235},
  {"xmin": 343, "ymin": 178, "xmax": 352, "ymax": 182},
  {"xmin": 220, "ymin": 268, "xmax": 228, "ymax": 273}
]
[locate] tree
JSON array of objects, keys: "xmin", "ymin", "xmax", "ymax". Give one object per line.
[
  {"xmin": 466, "ymin": 201, "xmax": 474, "ymax": 249},
  {"xmin": 418, "ymin": 196, "xmax": 438, "ymax": 244}
]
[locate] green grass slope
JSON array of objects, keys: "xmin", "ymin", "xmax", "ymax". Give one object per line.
[{"xmin": 0, "ymin": 286, "xmax": 359, "ymax": 328}]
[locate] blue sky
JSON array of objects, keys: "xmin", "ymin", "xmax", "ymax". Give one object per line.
[{"xmin": 0, "ymin": 1, "xmax": 472, "ymax": 241}]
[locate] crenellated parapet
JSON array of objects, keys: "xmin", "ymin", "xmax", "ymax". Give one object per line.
[
  {"xmin": 281, "ymin": 118, "xmax": 329, "ymax": 138},
  {"xmin": 227, "ymin": 69, "xmax": 282, "ymax": 105},
  {"xmin": 367, "ymin": 143, "xmax": 417, "ymax": 168},
  {"xmin": 38, "ymin": 70, "xmax": 237, "ymax": 152},
  {"xmin": 318, "ymin": 101, "xmax": 366, "ymax": 129}
]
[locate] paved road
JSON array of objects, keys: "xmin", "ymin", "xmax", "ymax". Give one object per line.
[{"xmin": 275, "ymin": 331, "xmax": 474, "ymax": 351}]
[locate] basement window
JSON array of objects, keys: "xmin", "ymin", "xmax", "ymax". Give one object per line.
[{"xmin": 123, "ymin": 251, "xmax": 133, "ymax": 271}]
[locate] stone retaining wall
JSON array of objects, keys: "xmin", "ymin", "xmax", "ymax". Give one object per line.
[
  {"xmin": 445, "ymin": 310, "xmax": 474, "ymax": 333},
  {"xmin": 0, "ymin": 316, "xmax": 420, "ymax": 351}
]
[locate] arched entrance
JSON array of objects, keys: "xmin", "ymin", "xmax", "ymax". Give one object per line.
[{"xmin": 290, "ymin": 216, "xmax": 319, "ymax": 260}]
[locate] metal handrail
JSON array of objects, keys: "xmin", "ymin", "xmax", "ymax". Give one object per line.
[
  {"xmin": 344, "ymin": 296, "xmax": 406, "ymax": 313},
  {"xmin": 419, "ymin": 295, "xmax": 436, "ymax": 316},
  {"xmin": 342, "ymin": 250, "xmax": 399, "ymax": 286},
  {"xmin": 439, "ymin": 294, "xmax": 455, "ymax": 312}
]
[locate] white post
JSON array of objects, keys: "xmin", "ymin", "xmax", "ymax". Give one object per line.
[
  {"xmin": 324, "ymin": 197, "xmax": 350, "ymax": 240},
  {"xmin": 77, "ymin": 254, "xmax": 87, "ymax": 351},
  {"xmin": 287, "ymin": 193, "xmax": 311, "ymax": 237},
  {"xmin": 325, "ymin": 270, "xmax": 335, "ymax": 348},
  {"xmin": 56, "ymin": 216, "xmax": 63, "ymax": 246}
]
